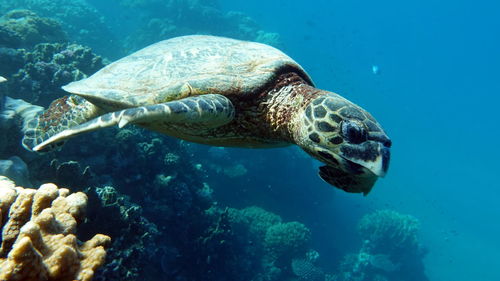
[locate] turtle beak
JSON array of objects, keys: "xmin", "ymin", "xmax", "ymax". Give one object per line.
[{"xmin": 339, "ymin": 140, "xmax": 391, "ymax": 177}]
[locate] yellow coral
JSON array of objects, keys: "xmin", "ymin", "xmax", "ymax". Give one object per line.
[{"xmin": 0, "ymin": 176, "xmax": 110, "ymax": 281}]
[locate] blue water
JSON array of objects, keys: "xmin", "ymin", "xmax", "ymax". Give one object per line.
[
  {"xmin": 217, "ymin": 1, "xmax": 500, "ymax": 280},
  {"xmin": 2, "ymin": 0, "xmax": 499, "ymax": 280}
]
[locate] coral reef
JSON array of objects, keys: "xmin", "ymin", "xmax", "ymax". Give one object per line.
[
  {"xmin": 0, "ymin": 2, "xmax": 429, "ymax": 281},
  {"xmin": 217, "ymin": 206, "xmax": 318, "ymax": 281},
  {"xmin": 0, "ymin": 1, "xmax": 117, "ymax": 58},
  {"xmin": 0, "ymin": 10, "xmax": 66, "ymax": 48},
  {"xmin": 116, "ymin": 0, "xmax": 281, "ymax": 52},
  {"xmin": 264, "ymin": 221, "xmax": 311, "ymax": 262},
  {"xmin": 2, "ymin": 42, "xmax": 105, "ymax": 106},
  {"xmin": 358, "ymin": 209, "xmax": 421, "ymax": 255},
  {"xmin": 27, "ymin": 159, "xmax": 94, "ymax": 191},
  {"xmin": 0, "ymin": 176, "xmax": 110, "ymax": 281},
  {"xmin": 79, "ymin": 185, "xmax": 162, "ymax": 280},
  {"xmin": 332, "ymin": 210, "xmax": 428, "ymax": 281},
  {"xmin": 0, "ymin": 0, "xmax": 279, "ymax": 59},
  {"xmin": 73, "ymin": 179, "xmax": 319, "ymax": 281},
  {"xmin": 239, "ymin": 206, "xmax": 282, "ymax": 239}
]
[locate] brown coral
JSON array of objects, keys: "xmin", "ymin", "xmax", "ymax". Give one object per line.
[{"xmin": 0, "ymin": 176, "xmax": 110, "ymax": 281}]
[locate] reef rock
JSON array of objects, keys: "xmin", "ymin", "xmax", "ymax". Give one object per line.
[
  {"xmin": 0, "ymin": 176, "xmax": 111, "ymax": 281},
  {"xmin": 0, "ymin": 156, "xmax": 31, "ymax": 187},
  {"xmin": 0, "ymin": 96, "xmax": 43, "ymax": 157},
  {"xmin": 0, "ymin": 47, "xmax": 25, "ymax": 76}
]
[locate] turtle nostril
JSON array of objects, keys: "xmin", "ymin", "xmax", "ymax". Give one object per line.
[
  {"xmin": 367, "ymin": 134, "xmax": 392, "ymax": 148},
  {"xmin": 383, "ymin": 139, "xmax": 392, "ymax": 148}
]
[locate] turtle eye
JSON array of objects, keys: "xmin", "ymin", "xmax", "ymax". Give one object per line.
[{"xmin": 341, "ymin": 120, "xmax": 367, "ymax": 144}]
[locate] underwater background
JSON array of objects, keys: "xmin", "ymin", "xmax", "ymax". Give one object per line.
[{"xmin": 0, "ymin": 0, "xmax": 498, "ymax": 280}]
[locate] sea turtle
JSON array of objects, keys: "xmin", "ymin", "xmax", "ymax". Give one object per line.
[{"xmin": 22, "ymin": 35, "xmax": 391, "ymax": 195}]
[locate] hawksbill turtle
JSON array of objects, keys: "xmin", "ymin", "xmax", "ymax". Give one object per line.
[{"xmin": 22, "ymin": 35, "xmax": 391, "ymax": 195}]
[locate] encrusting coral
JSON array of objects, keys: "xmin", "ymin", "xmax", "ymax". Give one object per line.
[{"xmin": 0, "ymin": 176, "xmax": 110, "ymax": 281}]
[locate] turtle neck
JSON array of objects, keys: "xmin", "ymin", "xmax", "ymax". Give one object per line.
[{"xmin": 257, "ymin": 72, "xmax": 323, "ymax": 143}]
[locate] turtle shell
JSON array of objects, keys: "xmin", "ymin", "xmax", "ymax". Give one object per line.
[{"xmin": 62, "ymin": 35, "xmax": 313, "ymax": 110}]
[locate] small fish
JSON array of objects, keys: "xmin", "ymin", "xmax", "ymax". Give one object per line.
[{"xmin": 372, "ymin": 65, "xmax": 380, "ymax": 75}]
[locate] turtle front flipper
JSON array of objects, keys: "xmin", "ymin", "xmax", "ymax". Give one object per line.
[
  {"xmin": 31, "ymin": 94, "xmax": 235, "ymax": 152},
  {"xmin": 318, "ymin": 165, "xmax": 377, "ymax": 196},
  {"xmin": 22, "ymin": 95, "xmax": 104, "ymax": 152}
]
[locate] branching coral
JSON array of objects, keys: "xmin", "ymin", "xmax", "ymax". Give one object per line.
[{"xmin": 0, "ymin": 176, "xmax": 110, "ymax": 281}]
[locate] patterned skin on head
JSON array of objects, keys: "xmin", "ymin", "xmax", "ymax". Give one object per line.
[{"xmin": 294, "ymin": 92, "xmax": 391, "ymax": 194}]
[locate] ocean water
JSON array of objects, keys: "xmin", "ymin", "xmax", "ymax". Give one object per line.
[
  {"xmin": 219, "ymin": 1, "xmax": 500, "ymax": 280},
  {"xmin": 0, "ymin": 0, "xmax": 499, "ymax": 280},
  {"xmin": 226, "ymin": 1, "xmax": 500, "ymax": 280}
]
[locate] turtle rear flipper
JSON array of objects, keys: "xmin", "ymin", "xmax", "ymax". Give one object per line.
[
  {"xmin": 31, "ymin": 94, "xmax": 235, "ymax": 152},
  {"xmin": 22, "ymin": 95, "xmax": 103, "ymax": 152}
]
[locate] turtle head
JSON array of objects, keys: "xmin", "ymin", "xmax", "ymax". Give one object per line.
[{"xmin": 294, "ymin": 92, "xmax": 391, "ymax": 195}]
